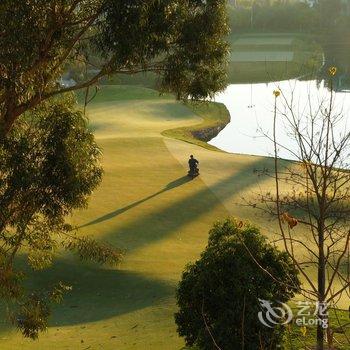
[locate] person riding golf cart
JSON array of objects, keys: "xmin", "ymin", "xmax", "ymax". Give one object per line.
[{"xmin": 188, "ymin": 155, "xmax": 199, "ymax": 179}]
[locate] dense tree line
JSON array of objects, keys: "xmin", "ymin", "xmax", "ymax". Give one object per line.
[{"xmin": 228, "ymin": 0, "xmax": 350, "ymax": 34}]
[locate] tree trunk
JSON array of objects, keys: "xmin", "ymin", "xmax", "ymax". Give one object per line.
[{"xmin": 317, "ymin": 228, "xmax": 326, "ymax": 350}]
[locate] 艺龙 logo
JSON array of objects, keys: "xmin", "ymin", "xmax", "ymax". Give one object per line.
[{"xmin": 258, "ymin": 299, "xmax": 293, "ymax": 328}]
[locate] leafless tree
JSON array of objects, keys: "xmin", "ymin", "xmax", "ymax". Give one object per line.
[{"xmin": 250, "ymin": 68, "xmax": 350, "ymax": 350}]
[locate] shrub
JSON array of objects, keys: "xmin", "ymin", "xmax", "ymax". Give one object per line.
[{"xmin": 175, "ymin": 218, "xmax": 300, "ymax": 349}]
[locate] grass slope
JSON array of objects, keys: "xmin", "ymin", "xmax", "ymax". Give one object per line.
[
  {"xmin": 162, "ymin": 101, "xmax": 230, "ymax": 151},
  {"xmin": 0, "ymin": 85, "xmax": 235, "ymax": 350}
]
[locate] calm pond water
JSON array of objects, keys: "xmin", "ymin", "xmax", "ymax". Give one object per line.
[{"xmin": 209, "ymin": 79, "xmax": 350, "ymax": 160}]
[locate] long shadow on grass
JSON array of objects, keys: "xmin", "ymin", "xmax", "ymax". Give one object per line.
[
  {"xmin": 0, "ymin": 158, "xmax": 274, "ymax": 330},
  {"xmin": 0, "ymin": 257, "xmax": 174, "ymax": 329},
  {"xmin": 80, "ymin": 176, "xmax": 191, "ymax": 228},
  {"xmin": 97, "ymin": 157, "xmax": 274, "ymax": 251}
]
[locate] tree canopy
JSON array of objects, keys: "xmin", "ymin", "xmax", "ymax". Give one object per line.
[
  {"xmin": 0, "ymin": 96, "xmax": 121, "ymax": 338},
  {"xmin": 0, "ymin": 0, "xmax": 229, "ymax": 135}
]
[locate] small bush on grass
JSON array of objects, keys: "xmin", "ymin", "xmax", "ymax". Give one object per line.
[{"xmin": 175, "ymin": 218, "xmax": 300, "ymax": 350}]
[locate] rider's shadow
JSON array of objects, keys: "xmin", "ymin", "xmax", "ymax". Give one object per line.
[
  {"xmin": 162, "ymin": 176, "xmax": 190, "ymax": 191},
  {"xmin": 79, "ymin": 176, "xmax": 191, "ymax": 228}
]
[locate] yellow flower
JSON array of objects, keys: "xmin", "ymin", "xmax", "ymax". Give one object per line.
[
  {"xmin": 329, "ymin": 66, "xmax": 337, "ymax": 76},
  {"xmin": 273, "ymin": 90, "xmax": 281, "ymax": 97}
]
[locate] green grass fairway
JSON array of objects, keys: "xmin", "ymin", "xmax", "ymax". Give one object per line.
[
  {"xmin": 0, "ymin": 85, "xmax": 347, "ymax": 349},
  {"xmin": 0, "ymin": 85, "xmax": 275, "ymax": 350}
]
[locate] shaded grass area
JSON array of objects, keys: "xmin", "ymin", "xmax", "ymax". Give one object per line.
[
  {"xmin": 79, "ymin": 175, "xmax": 192, "ymax": 230},
  {"xmin": 76, "ymin": 84, "xmax": 172, "ymax": 104},
  {"xmin": 102, "ymin": 71, "xmax": 160, "ymax": 89},
  {"xmin": 162, "ymin": 101, "xmax": 230, "ymax": 152},
  {"xmin": 6, "ymin": 256, "xmax": 174, "ymax": 327}
]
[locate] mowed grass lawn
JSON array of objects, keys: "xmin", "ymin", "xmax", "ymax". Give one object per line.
[{"xmin": 0, "ymin": 85, "xmax": 347, "ymax": 349}]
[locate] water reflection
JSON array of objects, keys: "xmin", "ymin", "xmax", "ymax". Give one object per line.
[{"xmin": 210, "ymin": 79, "xmax": 350, "ymax": 159}]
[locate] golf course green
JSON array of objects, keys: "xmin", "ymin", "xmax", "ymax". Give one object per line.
[{"xmin": 0, "ymin": 84, "xmax": 282, "ymax": 350}]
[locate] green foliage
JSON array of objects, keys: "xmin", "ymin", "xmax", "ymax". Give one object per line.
[
  {"xmin": 12, "ymin": 282, "xmax": 72, "ymax": 339},
  {"xmin": 228, "ymin": 0, "xmax": 349, "ymax": 34},
  {"xmin": 14, "ymin": 293, "xmax": 51, "ymax": 339},
  {"xmin": 226, "ymin": 0, "xmax": 350, "ymax": 80},
  {"xmin": 175, "ymin": 218, "xmax": 300, "ymax": 350},
  {"xmin": 97, "ymin": 0, "xmax": 229, "ymax": 100},
  {"xmin": 0, "ymin": 95, "xmax": 121, "ymax": 338},
  {"xmin": 63, "ymin": 235, "xmax": 123, "ymax": 265},
  {"xmin": 320, "ymin": 4, "xmax": 350, "ymax": 76},
  {"xmin": 0, "ymin": 0, "xmax": 229, "ymax": 134},
  {"xmin": 228, "ymin": 2, "xmax": 318, "ymax": 33}
]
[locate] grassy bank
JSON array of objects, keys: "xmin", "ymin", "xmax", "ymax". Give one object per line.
[{"xmin": 162, "ymin": 101, "xmax": 230, "ymax": 152}]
